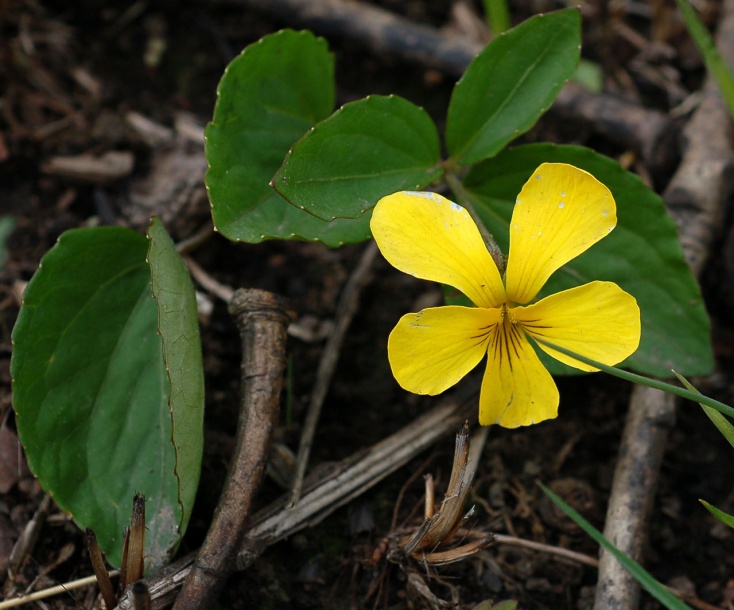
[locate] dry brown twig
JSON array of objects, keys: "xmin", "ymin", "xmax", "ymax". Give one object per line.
[
  {"xmin": 173, "ymin": 289, "xmax": 295, "ymax": 610},
  {"xmin": 2, "ymin": 495, "xmax": 52, "ymax": 597}
]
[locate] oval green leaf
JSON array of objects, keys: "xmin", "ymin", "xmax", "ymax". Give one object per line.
[
  {"xmin": 147, "ymin": 218, "xmax": 204, "ymax": 567},
  {"xmin": 446, "ymin": 9, "xmax": 581, "ymax": 166},
  {"xmin": 273, "ymin": 94, "xmax": 443, "ymax": 221},
  {"xmin": 206, "ymin": 29, "xmax": 370, "ymax": 246},
  {"xmin": 11, "ymin": 228, "xmax": 180, "ymax": 569},
  {"xmin": 462, "ymin": 144, "xmax": 713, "ymax": 377}
]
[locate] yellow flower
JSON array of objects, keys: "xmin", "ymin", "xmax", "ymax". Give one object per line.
[{"xmin": 370, "ymin": 163, "xmax": 641, "ymax": 428}]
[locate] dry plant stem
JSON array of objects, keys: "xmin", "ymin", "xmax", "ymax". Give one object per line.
[
  {"xmin": 0, "ymin": 572, "xmax": 119, "ymax": 610},
  {"xmin": 125, "ymin": 493, "xmax": 146, "ymax": 588},
  {"xmin": 173, "ymin": 289, "xmax": 294, "ymax": 610},
  {"xmin": 116, "ymin": 387, "xmax": 477, "ymax": 608},
  {"xmin": 132, "ymin": 582, "xmax": 152, "ymax": 610},
  {"xmin": 594, "ymin": 2, "xmax": 734, "ymax": 608},
  {"xmin": 238, "ymin": 385, "xmax": 477, "ymax": 569},
  {"xmin": 4, "ymin": 494, "xmax": 51, "ymax": 586},
  {"xmin": 466, "ymin": 418, "xmax": 489, "ymax": 478},
  {"xmin": 117, "ymin": 555, "xmax": 194, "ymax": 610},
  {"xmin": 86, "ymin": 529, "xmax": 117, "ymax": 609},
  {"xmin": 445, "ymin": 172, "xmax": 504, "ymax": 273},
  {"xmin": 394, "ymin": 424, "xmax": 493, "ymax": 566},
  {"xmin": 494, "ymin": 534, "xmax": 599, "ymax": 568},
  {"xmin": 424, "ymin": 474, "xmax": 436, "ymax": 519},
  {"xmin": 175, "ymin": 221, "xmax": 214, "ymax": 256},
  {"xmin": 234, "ymin": 0, "xmax": 676, "ymax": 170},
  {"xmin": 118, "ymin": 526, "xmax": 130, "ymax": 595},
  {"xmin": 290, "ymin": 241, "xmax": 379, "ymax": 505},
  {"xmin": 184, "ymin": 255, "xmax": 234, "ymax": 303}
]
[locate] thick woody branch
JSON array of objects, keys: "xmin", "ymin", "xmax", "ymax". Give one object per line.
[{"xmin": 172, "ymin": 289, "xmax": 294, "ymax": 610}]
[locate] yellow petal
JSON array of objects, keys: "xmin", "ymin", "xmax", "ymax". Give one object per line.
[
  {"xmin": 479, "ymin": 320, "xmax": 559, "ymax": 427},
  {"xmin": 505, "ymin": 163, "xmax": 616, "ymax": 304},
  {"xmin": 514, "ymin": 281, "xmax": 641, "ymax": 371},
  {"xmin": 371, "ymin": 191, "xmax": 506, "ymax": 308},
  {"xmin": 388, "ymin": 305, "xmax": 501, "ymax": 395}
]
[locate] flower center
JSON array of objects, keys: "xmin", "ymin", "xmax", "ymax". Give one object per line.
[
  {"xmin": 501, "ymin": 303, "xmax": 519, "ymax": 325},
  {"xmin": 491, "ymin": 304, "xmax": 525, "ymax": 367}
]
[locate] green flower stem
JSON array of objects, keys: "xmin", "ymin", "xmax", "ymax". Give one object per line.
[
  {"xmin": 444, "ymin": 172, "xmax": 506, "ymax": 274},
  {"xmin": 533, "ymin": 338, "xmax": 734, "ymax": 419},
  {"xmin": 482, "ymin": 0, "xmax": 511, "ymax": 35}
]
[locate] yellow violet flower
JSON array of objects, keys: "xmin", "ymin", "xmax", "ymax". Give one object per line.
[{"xmin": 370, "ymin": 163, "xmax": 641, "ymax": 428}]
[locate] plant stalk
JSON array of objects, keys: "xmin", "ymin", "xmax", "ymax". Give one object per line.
[{"xmin": 172, "ymin": 289, "xmax": 294, "ymax": 610}]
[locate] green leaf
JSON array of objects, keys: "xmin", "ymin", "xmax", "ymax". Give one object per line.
[
  {"xmin": 574, "ymin": 59, "xmax": 604, "ymax": 92},
  {"xmin": 206, "ymin": 29, "xmax": 370, "ymax": 246},
  {"xmin": 11, "ymin": 228, "xmax": 179, "ymax": 569},
  {"xmin": 446, "ymin": 9, "xmax": 580, "ymax": 166},
  {"xmin": 462, "ymin": 144, "xmax": 713, "ymax": 377},
  {"xmin": 539, "ymin": 483, "xmax": 693, "ymax": 610},
  {"xmin": 147, "ymin": 218, "xmax": 204, "ymax": 566},
  {"xmin": 273, "ymin": 94, "xmax": 443, "ymax": 221},
  {"xmin": 673, "ymin": 372, "xmax": 734, "ymax": 449},
  {"xmin": 700, "ymin": 499, "xmax": 734, "ymax": 530}
]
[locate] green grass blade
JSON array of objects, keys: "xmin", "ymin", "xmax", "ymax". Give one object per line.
[
  {"xmin": 672, "ymin": 371, "xmax": 734, "ymax": 449},
  {"xmin": 538, "ymin": 483, "xmax": 693, "ymax": 610},
  {"xmin": 675, "ymin": 0, "xmax": 734, "ymax": 117},
  {"xmin": 700, "ymin": 500, "xmax": 734, "ymax": 530}
]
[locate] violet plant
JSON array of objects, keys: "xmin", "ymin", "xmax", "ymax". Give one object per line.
[{"xmin": 9, "ymin": 9, "xmax": 714, "ymax": 570}]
